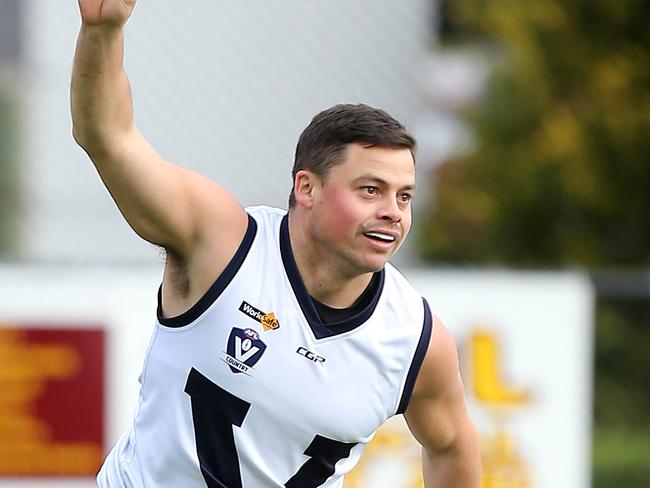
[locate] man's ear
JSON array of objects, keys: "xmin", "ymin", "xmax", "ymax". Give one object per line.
[{"xmin": 293, "ymin": 170, "xmax": 319, "ymax": 209}]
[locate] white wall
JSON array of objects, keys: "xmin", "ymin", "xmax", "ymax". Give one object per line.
[
  {"xmin": 0, "ymin": 265, "xmax": 594, "ymax": 487},
  {"xmin": 19, "ymin": 0, "xmax": 433, "ymax": 262}
]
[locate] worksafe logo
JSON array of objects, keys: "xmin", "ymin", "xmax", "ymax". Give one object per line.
[
  {"xmin": 222, "ymin": 328, "xmax": 267, "ymax": 375},
  {"xmin": 239, "ymin": 301, "xmax": 280, "ymax": 331}
]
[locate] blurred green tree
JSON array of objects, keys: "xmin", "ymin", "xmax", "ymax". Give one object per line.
[
  {"xmin": 419, "ymin": 0, "xmax": 650, "ymax": 267},
  {"xmin": 425, "ymin": 3, "xmax": 650, "ymax": 486}
]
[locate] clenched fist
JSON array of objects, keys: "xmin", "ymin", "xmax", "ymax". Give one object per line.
[{"xmin": 78, "ymin": 0, "xmax": 137, "ymax": 27}]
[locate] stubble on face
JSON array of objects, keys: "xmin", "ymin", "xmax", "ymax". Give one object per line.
[{"xmin": 307, "ymin": 144, "xmax": 415, "ymax": 277}]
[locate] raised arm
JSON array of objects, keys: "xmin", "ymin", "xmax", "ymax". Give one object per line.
[
  {"xmin": 404, "ymin": 316, "xmax": 481, "ymax": 487},
  {"xmin": 72, "ymin": 0, "xmax": 137, "ymax": 150},
  {"xmin": 71, "ymin": 0, "xmax": 247, "ymax": 258}
]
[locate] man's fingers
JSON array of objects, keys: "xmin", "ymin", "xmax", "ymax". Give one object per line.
[{"xmin": 78, "ymin": 0, "xmax": 136, "ymax": 27}]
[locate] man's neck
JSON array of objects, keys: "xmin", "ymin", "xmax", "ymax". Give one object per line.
[{"xmin": 288, "ymin": 214, "xmax": 373, "ymax": 308}]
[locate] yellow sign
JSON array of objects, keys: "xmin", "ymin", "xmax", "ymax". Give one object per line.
[
  {"xmin": 471, "ymin": 329, "xmax": 533, "ymax": 487},
  {"xmin": 471, "ymin": 330, "xmax": 531, "ymax": 406}
]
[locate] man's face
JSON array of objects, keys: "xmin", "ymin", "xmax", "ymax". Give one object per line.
[{"xmin": 307, "ymin": 143, "xmax": 415, "ymax": 275}]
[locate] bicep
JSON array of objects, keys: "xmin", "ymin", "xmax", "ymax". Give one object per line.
[
  {"xmin": 403, "ymin": 317, "xmax": 475, "ymax": 454},
  {"xmin": 89, "ymin": 127, "xmax": 246, "ymax": 254},
  {"xmin": 404, "ymin": 370, "xmax": 472, "ymax": 453}
]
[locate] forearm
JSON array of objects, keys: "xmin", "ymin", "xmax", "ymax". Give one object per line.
[
  {"xmin": 71, "ymin": 24, "xmax": 134, "ymax": 153},
  {"xmin": 422, "ymin": 429, "xmax": 481, "ymax": 488}
]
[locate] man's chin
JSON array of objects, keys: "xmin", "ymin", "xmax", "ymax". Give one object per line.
[
  {"xmin": 359, "ymin": 255, "xmax": 391, "ymax": 273},
  {"xmin": 339, "ymin": 247, "xmax": 394, "ymax": 275}
]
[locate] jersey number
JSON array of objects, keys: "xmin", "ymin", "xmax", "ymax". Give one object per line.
[{"xmin": 185, "ymin": 368, "xmax": 356, "ymax": 488}]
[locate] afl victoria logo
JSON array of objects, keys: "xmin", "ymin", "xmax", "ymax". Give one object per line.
[{"xmin": 223, "ymin": 327, "xmax": 267, "ymax": 375}]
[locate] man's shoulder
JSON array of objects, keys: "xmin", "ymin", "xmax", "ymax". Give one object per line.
[
  {"xmin": 381, "ymin": 263, "xmax": 431, "ymax": 332},
  {"xmin": 245, "ymin": 204, "xmax": 287, "ymax": 218},
  {"xmin": 244, "ymin": 205, "xmax": 287, "ymax": 232},
  {"xmin": 383, "ymin": 262, "xmax": 424, "ymax": 298}
]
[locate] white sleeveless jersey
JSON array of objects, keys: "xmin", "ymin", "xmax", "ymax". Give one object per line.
[{"xmin": 98, "ymin": 206, "xmax": 432, "ymax": 488}]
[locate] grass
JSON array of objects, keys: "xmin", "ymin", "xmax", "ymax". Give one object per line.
[{"xmin": 592, "ymin": 426, "xmax": 650, "ymax": 488}]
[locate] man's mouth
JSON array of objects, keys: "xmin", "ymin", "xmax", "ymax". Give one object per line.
[{"xmin": 363, "ymin": 231, "xmax": 397, "ymax": 243}]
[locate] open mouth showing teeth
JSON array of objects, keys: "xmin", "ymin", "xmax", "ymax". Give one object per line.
[{"xmin": 364, "ymin": 232, "xmax": 396, "ymax": 243}]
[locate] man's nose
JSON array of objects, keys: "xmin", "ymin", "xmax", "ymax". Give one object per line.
[{"xmin": 377, "ymin": 195, "xmax": 402, "ymax": 222}]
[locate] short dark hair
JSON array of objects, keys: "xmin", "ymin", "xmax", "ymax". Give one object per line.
[{"xmin": 288, "ymin": 103, "xmax": 416, "ymax": 208}]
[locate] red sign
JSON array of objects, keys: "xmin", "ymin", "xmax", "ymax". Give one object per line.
[{"xmin": 0, "ymin": 326, "xmax": 105, "ymax": 477}]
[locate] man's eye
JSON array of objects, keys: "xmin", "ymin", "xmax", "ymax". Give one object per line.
[
  {"xmin": 363, "ymin": 186, "xmax": 377, "ymax": 195},
  {"xmin": 399, "ymin": 193, "xmax": 412, "ymax": 203}
]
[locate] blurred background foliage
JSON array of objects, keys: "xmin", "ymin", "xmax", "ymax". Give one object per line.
[
  {"xmin": 423, "ymin": 0, "xmax": 650, "ymax": 266},
  {"xmin": 422, "ymin": 1, "xmax": 650, "ymax": 486}
]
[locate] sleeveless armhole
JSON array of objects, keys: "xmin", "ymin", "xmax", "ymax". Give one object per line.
[
  {"xmin": 157, "ymin": 214, "xmax": 258, "ymax": 327},
  {"xmin": 396, "ymin": 297, "xmax": 433, "ymax": 415}
]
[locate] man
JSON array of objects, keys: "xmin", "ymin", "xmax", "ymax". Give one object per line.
[{"xmin": 72, "ymin": 1, "xmax": 480, "ymax": 486}]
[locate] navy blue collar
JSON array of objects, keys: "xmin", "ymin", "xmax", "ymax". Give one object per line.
[{"xmin": 279, "ymin": 215, "xmax": 385, "ymax": 339}]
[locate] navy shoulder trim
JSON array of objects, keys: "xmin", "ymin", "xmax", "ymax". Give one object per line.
[
  {"xmin": 157, "ymin": 214, "xmax": 258, "ymax": 327},
  {"xmin": 396, "ymin": 297, "xmax": 433, "ymax": 414}
]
